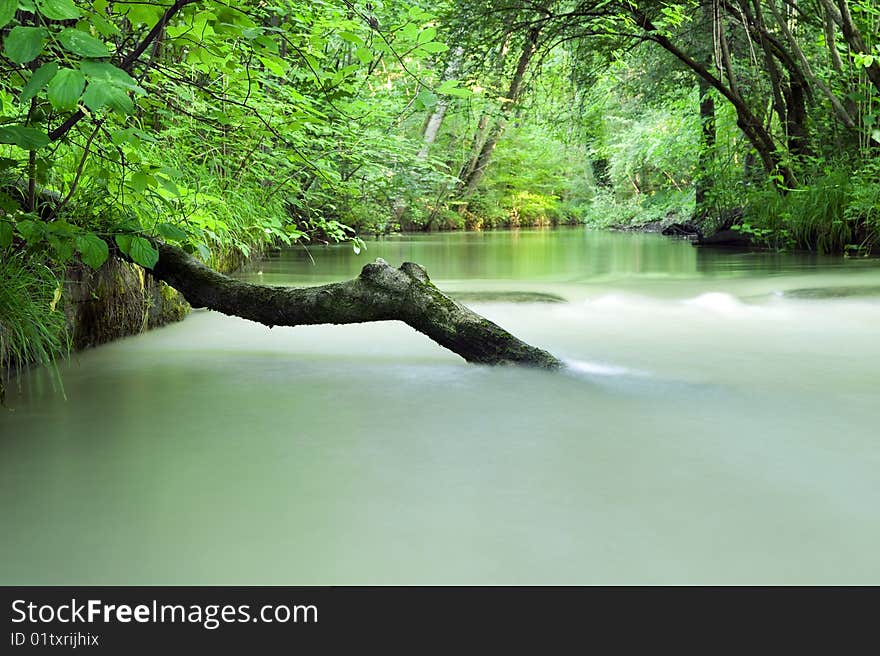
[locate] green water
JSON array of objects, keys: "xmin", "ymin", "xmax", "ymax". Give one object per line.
[{"xmin": 3, "ymin": 228, "xmax": 880, "ymax": 584}]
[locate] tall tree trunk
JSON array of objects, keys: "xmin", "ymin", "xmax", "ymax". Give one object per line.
[
  {"xmin": 696, "ymin": 78, "xmax": 716, "ymax": 209},
  {"xmin": 459, "ymin": 114, "xmax": 491, "ymax": 184},
  {"xmin": 418, "ymin": 48, "xmax": 464, "ymax": 160},
  {"xmin": 458, "ymin": 26, "xmax": 541, "ymax": 197},
  {"xmin": 695, "ymin": 0, "xmax": 716, "ymax": 211},
  {"xmin": 147, "ymin": 243, "xmax": 562, "ymax": 369}
]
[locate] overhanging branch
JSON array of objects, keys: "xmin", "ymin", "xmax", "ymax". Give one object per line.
[{"xmin": 149, "ymin": 243, "xmax": 562, "ymax": 369}]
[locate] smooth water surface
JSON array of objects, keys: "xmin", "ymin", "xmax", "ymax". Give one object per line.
[{"xmin": 3, "ymin": 228, "xmax": 880, "ymax": 584}]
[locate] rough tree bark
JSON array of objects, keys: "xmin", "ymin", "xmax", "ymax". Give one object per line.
[{"xmin": 149, "ymin": 243, "xmax": 562, "ymax": 369}]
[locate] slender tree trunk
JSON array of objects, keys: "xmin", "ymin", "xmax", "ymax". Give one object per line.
[
  {"xmin": 696, "ymin": 0, "xmax": 716, "ymax": 211},
  {"xmin": 744, "ymin": 0, "xmax": 789, "ymax": 140},
  {"xmin": 458, "ymin": 26, "xmax": 541, "ymax": 197},
  {"xmin": 696, "ymin": 78, "xmax": 716, "ymax": 209},
  {"xmin": 418, "ymin": 48, "xmax": 463, "ymax": 160},
  {"xmin": 459, "ymin": 114, "xmax": 491, "ymax": 184},
  {"xmin": 418, "ymin": 105, "xmax": 449, "ymax": 160}
]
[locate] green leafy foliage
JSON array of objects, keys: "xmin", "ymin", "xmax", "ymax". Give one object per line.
[
  {"xmin": 115, "ymin": 234, "xmax": 158, "ymax": 269},
  {"xmin": 0, "ymin": 126, "xmax": 50, "ymax": 150},
  {"xmin": 57, "ymin": 28, "xmax": 110, "ymax": 58},
  {"xmin": 4, "ymin": 26, "xmax": 47, "ymax": 64},
  {"xmin": 0, "ymin": 0, "xmax": 17, "ymax": 29},
  {"xmin": 20, "ymin": 62, "xmax": 59, "ymax": 103},
  {"xmin": 74, "ymin": 233, "xmax": 109, "ymax": 269},
  {"xmin": 47, "ymin": 68, "xmax": 86, "ymax": 110},
  {"xmin": 37, "ymin": 0, "xmax": 82, "ymax": 20}
]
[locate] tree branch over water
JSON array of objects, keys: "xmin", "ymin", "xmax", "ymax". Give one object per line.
[{"xmin": 148, "ymin": 243, "xmax": 562, "ymax": 369}]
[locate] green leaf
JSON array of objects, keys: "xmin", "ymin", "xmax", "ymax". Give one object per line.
[
  {"xmin": 157, "ymin": 176, "xmax": 180, "ymax": 197},
  {"xmin": 130, "ymin": 236, "xmax": 159, "ymax": 269},
  {"xmin": 419, "ymin": 41, "xmax": 449, "ymax": 54},
  {"xmin": 80, "ymin": 61, "xmax": 140, "ymax": 90},
  {"xmin": 82, "ymin": 80, "xmax": 133, "ymax": 114},
  {"xmin": 437, "ymin": 79, "xmax": 470, "ymax": 97},
  {"xmin": 0, "ymin": 0, "xmax": 17, "ymax": 29},
  {"xmin": 156, "ymin": 222, "xmax": 188, "ymax": 241},
  {"xmin": 37, "ymin": 0, "xmax": 81, "ymax": 20},
  {"xmin": 48, "ymin": 234, "xmax": 74, "ymax": 262},
  {"xmin": 115, "ymin": 233, "xmax": 131, "ymax": 253},
  {"xmin": 115, "ymin": 234, "xmax": 158, "ymax": 269},
  {"xmin": 16, "ymin": 219, "xmax": 45, "ymax": 244},
  {"xmin": 47, "ymin": 68, "xmax": 85, "ymax": 110},
  {"xmin": 417, "ymin": 28, "xmax": 437, "ymax": 44},
  {"xmin": 20, "ymin": 62, "xmax": 59, "ymax": 103},
  {"xmin": 75, "ymin": 233, "xmax": 109, "ymax": 269},
  {"xmin": 58, "ymin": 28, "xmax": 110, "ymax": 58},
  {"xmin": 3, "ymin": 26, "xmax": 48, "ymax": 65},
  {"xmin": 0, "ymin": 221, "xmax": 12, "ymax": 249},
  {"xmin": 355, "ymin": 46, "xmax": 373, "ymax": 65},
  {"xmin": 128, "ymin": 170, "xmax": 156, "ymax": 192},
  {"xmin": 0, "ymin": 125, "xmax": 50, "ymax": 150},
  {"xmin": 339, "ymin": 31, "xmax": 363, "ymax": 45},
  {"xmin": 415, "ymin": 89, "xmax": 437, "ymax": 109},
  {"xmin": 124, "ymin": 3, "xmax": 163, "ymax": 26},
  {"xmin": 0, "ymin": 189, "xmax": 19, "ymax": 211}
]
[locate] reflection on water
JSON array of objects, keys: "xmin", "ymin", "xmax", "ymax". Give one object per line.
[{"xmin": 2, "ymin": 228, "xmax": 880, "ymax": 584}]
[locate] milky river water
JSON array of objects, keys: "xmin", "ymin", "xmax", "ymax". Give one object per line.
[{"xmin": 2, "ymin": 229, "xmax": 879, "ymax": 583}]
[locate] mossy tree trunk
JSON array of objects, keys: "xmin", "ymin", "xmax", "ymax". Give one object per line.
[{"xmin": 149, "ymin": 243, "xmax": 562, "ymax": 368}]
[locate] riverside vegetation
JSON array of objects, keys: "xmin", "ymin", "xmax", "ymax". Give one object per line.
[{"xmin": 0, "ymin": 0, "xmax": 878, "ymax": 390}]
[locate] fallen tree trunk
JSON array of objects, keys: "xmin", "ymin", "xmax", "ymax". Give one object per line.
[{"xmin": 150, "ymin": 243, "xmax": 562, "ymax": 369}]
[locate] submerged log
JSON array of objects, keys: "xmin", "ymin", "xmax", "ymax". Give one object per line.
[{"xmin": 150, "ymin": 243, "xmax": 562, "ymax": 369}]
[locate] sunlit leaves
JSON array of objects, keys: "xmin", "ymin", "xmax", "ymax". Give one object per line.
[
  {"xmin": 437, "ymin": 80, "xmax": 470, "ymax": 97},
  {"xmin": 0, "ymin": 0, "xmax": 472, "ymax": 267},
  {"xmin": 853, "ymin": 53, "xmax": 875, "ymax": 68},
  {"xmin": 419, "ymin": 42, "xmax": 449, "ymax": 54}
]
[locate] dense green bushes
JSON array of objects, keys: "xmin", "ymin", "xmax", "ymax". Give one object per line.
[{"xmin": 741, "ymin": 165, "xmax": 880, "ymax": 254}]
